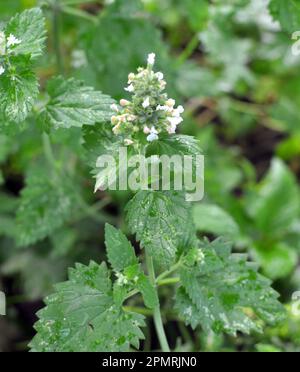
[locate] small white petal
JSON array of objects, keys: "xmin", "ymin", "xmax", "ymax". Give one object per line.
[
  {"xmin": 177, "ymin": 105, "xmax": 185, "ymax": 114},
  {"xmin": 147, "ymin": 133, "xmax": 159, "ymax": 142},
  {"xmin": 167, "ymin": 116, "xmax": 183, "ymax": 126},
  {"xmin": 0, "ymin": 65, "xmax": 5, "ymax": 76},
  {"xmin": 166, "ymin": 98, "xmax": 176, "ymax": 107},
  {"xmin": 147, "ymin": 53, "xmax": 156, "ymax": 65},
  {"xmin": 143, "ymin": 126, "xmax": 151, "ymax": 134},
  {"xmin": 125, "ymin": 84, "xmax": 134, "ymax": 92},
  {"xmin": 7, "ymin": 34, "xmax": 21, "ymax": 47},
  {"xmin": 155, "ymin": 72, "xmax": 164, "ymax": 80},
  {"xmin": 146, "ymin": 126, "xmax": 159, "ymax": 141},
  {"xmin": 167, "ymin": 124, "xmax": 177, "ymax": 134},
  {"xmin": 142, "ymin": 97, "xmax": 150, "ymax": 108}
]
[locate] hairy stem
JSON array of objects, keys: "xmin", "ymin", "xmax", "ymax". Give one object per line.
[{"xmin": 146, "ymin": 251, "xmax": 170, "ymax": 352}]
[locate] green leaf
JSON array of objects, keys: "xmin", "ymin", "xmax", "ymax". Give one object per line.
[
  {"xmin": 182, "ymin": 0, "xmax": 210, "ymax": 31},
  {"xmin": 126, "ymin": 190, "xmax": 196, "ymax": 268},
  {"xmin": 104, "ymin": 225, "xmax": 158, "ymax": 309},
  {"xmin": 37, "ymin": 76, "xmax": 115, "ymax": 131},
  {"xmin": 30, "ymin": 261, "xmax": 145, "ymax": 352},
  {"xmin": 252, "ymin": 242, "xmax": 298, "ymax": 280},
  {"xmin": 1, "ymin": 250, "xmax": 70, "ymax": 301},
  {"xmin": 175, "ymin": 239, "xmax": 286, "ymax": 336},
  {"xmin": 269, "ymin": 0, "xmax": 300, "ymax": 33},
  {"xmin": 124, "ymin": 264, "xmax": 158, "ymax": 309},
  {"xmin": 193, "ymin": 203, "xmax": 240, "ymax": 238},
  {"xmin": 5, "ymin": 7, "xmax": 46, "ymax": 59},
  {"xmin": 147, "ymin": 134, "xmax": 202, "ymax": 157},
  {"xmin": 0, "ymin": 56, "xmax": 39, "ymax": 123},
  {"xmin": 105, "ymin": 224, "xmax": 138, "ymax": 272},
  {"xmin": 82, "ymin": 123, "xmax": 133, "ymax": 191},
  {"xmin": 16, "ymin": 164, "xmax": 79, "ymax": 247},
  {"xmin": 245, "ymin": 159, "xmax": 300, "ymax": 237}
]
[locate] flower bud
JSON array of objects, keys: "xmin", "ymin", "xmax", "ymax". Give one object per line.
[
  {"xmin": 120, "ymin": 99, "xmax": 130, "ymax": 107},
  {"xmin": 111, "ymin": 116, "xmax": 119, "ymax": 125}
]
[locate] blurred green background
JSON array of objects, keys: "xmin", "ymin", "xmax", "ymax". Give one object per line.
[{"xmin": 0, "ymin": 0, "xmax": 300, "ymax": 352}]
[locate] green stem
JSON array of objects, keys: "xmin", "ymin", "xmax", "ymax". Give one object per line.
[
  {"xmin": 62, "ymin": 5, "xmax": 98, "ymax": 24},
  {"xmin": 156, "ymin": 258, "xmax": 183, "ymax": 282},
  {"xmin": 42, "ymin": 133, "xmax": 57, "ymax": 167},
  {"xmin": 52, "ymin": 0, "xmax": 63, "ymax": 74},
  {"xmin": 123, "ymin": 306, "xmax": 153, "ymax": 317},
  {"xmin": 146, "ymin": 251, "xmax": 170, "ymax": 352},
  {"xmin": 176, "ymin": 34, "xmax": 200, "ymax": 66},
  {"xmin": 157, "ymin": 277, "xmax": 180, "ymax": 287}
]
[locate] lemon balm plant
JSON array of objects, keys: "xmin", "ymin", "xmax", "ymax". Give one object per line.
[{"xmin": 0, "ymin": 5, "xmax": 287, "ymax": 352}]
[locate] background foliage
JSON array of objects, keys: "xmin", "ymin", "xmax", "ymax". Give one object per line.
[{"xmin": 0, "ymin": 0, "xmax": 300, "ymax": 352}]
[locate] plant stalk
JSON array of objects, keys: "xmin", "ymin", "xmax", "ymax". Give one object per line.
[
  {"xmin": 145, "ymin": 251, "xmax": 170, "ymax": 352},
  {"xmin": 52, "ymin": 0, "xmax": 64, "ymax": 74}
]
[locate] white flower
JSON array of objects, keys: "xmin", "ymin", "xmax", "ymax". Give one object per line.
[
  {"xmin": 125, "ymin": 84, "xmax": 134, "ymax": 92},
  {"xmin": 0, "ymin": 65, "xmax": 5, "ymax": 76},
  {"xmin": 6, "ymin": 34, "xmax": 21, "ymax": 48},
  {"xmin": 142, "ymin": 97, "xmax": 150, "ymax": 108},
  {"xmin": 174, "ymin": 105, "xmax": 184, "ymax": 115},
  {"xmin": 110, "ymin": 103, "xmax": 119, "ymax": 112},
  {"xmin": 167, "ymin": 123, "xmax": 177, "ymax": 134},
  {"xmin": 167, "ymin": 116, "xmax": 183, "ymax": 126},
  {"xmin": 147, "ymin": 53, "xmax": 156, "ymax": 65},
  {"xmin": 146, "ymin": 126, "xmax": 159, "ymax": 142},
  {"xmin": 155, "ymin": 72, "xmax": 164, "ymax": 81},
  {"xmin": 166, "ymin": 98, "xmax": 175, "ymax": 107}
]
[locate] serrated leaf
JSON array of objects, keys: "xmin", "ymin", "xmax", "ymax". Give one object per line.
[
  {"xmin": 126, "ymin": 190, "xmax": 196, "ymax": 268},
  {"xmin": 38, "ymin": 76, "xmax": 115, "ymax": 130},
  {"xmin": 0, "ymin": 56, "xmax": 39, "ymax": 123},
  {"xmin": 104, "ymin": 226, "xmax": 158, "ymax": 309},
  {"xmin": 147, "ymin": 134, "xmax": 202, "ymax": 157},
  {"xmin": 16, "ymin": 165, "xmax": 79, "ymax": 247},
  {"xmin": 4, "ymin": 7, "xmax": 46, "ymax": 59},
  {"xmin": 175, "ymin": 239, "xmax": 286, "ymax": 336},
  {"xmin": 30, "ymin": 261, "xmax": 145, "ymax": 352},
  {"xmin": 105, "ymin": 224, "xmax": 138, "ymax": 272},
  {"xmin": 83, "ymin": 123, "xmax": 136, "ymax": 192},
  {"xmin": 269, "ymin": 0, "xmax": 300, "ymax": 33}
]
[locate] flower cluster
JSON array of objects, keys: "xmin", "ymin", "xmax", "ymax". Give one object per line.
[
  {"xmin": 110, "ymin": 53, "xmax": 184, "ymax": 145},
  {"xmin": 0, "ymin": 31, "xmax": 21, "ymax": 76}
]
